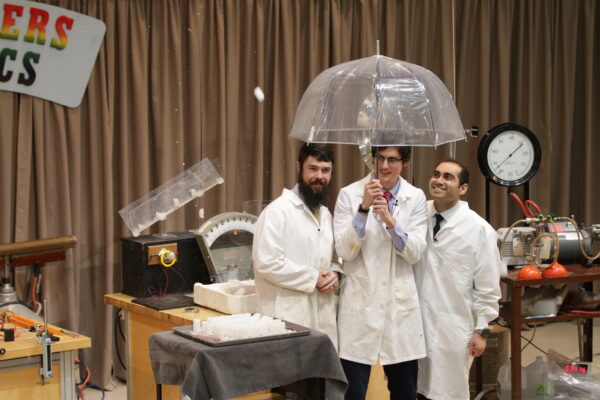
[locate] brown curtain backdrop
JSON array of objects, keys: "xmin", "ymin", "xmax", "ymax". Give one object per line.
[{"xmin": 0, "ymin": 0, "xmax": 598, "ymax": 387}]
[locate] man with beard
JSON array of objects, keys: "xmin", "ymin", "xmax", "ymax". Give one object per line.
[
  {"xmin": 252, "ymin": 143, "xmax": 340, "ymax": 348},
  {"xmin": 333, "ymin": 146, "xmax": 428, "ymax": 400}
]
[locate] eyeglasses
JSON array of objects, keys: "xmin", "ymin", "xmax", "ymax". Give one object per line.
[{"xmin": 374, "ymin": 154, "xmax": 403, "ymax": 165}]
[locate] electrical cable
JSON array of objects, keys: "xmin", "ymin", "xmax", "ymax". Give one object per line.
[
  {"xmin": 114, "ymin": 309, "xmax": 126, "ymax": 371},
  {"xmin": 84, "ymin": 383, "xmax": 106, "ymax": 400},
  {"xmin": 498, "ymin": 319, "xmax": 549, "ymax": 356},
  {"xmin": 521, "ymin": 324, "xmax": 537, "ymax": 352},
  {"xmin": 170, "ymin": 266, "xmax": 187, "ymax": 293},
  {"xmin": 31, "ymin": 275, "xmax": 38, "ymax": 311},
  {"xmin": 75, "ymin": 357, "xmax": 91, "ymax": 400}
]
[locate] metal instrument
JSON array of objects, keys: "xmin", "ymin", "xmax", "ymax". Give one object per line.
[{"xmin": 194, "ymin": 212, "xmax": 258, "ymax": 283}]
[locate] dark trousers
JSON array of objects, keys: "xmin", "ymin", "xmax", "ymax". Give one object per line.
[{"xmin": 340, "ymin": 358, "xmax": 418, "ymax": 400}]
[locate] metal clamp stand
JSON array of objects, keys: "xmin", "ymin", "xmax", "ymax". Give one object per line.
[{"xmin": 37, "ymin": 299, "xmax": 53, "ymax": 384}]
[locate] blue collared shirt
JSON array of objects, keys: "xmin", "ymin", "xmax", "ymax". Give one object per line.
[{"xmin": 352, "ymin": 177, "xmax": 408, "ymax": 252}]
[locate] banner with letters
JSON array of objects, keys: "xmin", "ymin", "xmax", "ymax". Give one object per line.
[{"xmin": 0, "ymin": 1, "xmax": 105, "ymax": 108}]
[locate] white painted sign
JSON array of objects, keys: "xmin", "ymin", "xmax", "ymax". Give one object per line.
[{"xmin": 0, "ymin": 1, "xmax": 105, "ymax": 107}]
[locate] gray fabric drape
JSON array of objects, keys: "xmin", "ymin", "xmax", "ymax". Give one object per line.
[{"xmin": 0, "ymin": 0, "xmax": 598, "ymax": 387}]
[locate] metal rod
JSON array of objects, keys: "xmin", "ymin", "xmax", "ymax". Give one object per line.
[{"xmin": 0, "ymin": 235, "xmax": 77, "ymax": 257}]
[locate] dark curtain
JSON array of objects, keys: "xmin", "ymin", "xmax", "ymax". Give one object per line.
[{"xmin": 0, "ymin": 0, "xmax": 598, "ymax": 387}]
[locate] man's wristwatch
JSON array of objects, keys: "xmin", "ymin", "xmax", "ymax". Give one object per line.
[
  {"xmin": 474, "ymin": 328, "xmax": 490, "ymax": 338},
  {"xmin": 357, "ymin": 204, "xmax": 369, "ymax": 214}
]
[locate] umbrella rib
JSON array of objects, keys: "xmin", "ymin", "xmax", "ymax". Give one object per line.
[
  {"xmin": 371, "ymin": 56, "xmax": 382, "ymax": 145},
  {"xmin": 311, "ymin": 63, "xmax": 353, "ymax": 144}
]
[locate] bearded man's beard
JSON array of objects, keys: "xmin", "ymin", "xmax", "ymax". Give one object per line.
[{"xmin": 297, "ymin": 171, "xmax": 330, "ymax": 210}]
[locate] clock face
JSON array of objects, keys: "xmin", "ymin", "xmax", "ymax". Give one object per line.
[
  {"xmin": 478, "ymin": 123, "xmax": 542, "ymax": 187},
  {"xmin": 486, "ymin": 130, "xmax": 535, "ymax": 182}
]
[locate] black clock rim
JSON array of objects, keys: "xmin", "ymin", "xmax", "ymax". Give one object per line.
[{"xmin": 477, "ymin": 122, "xmax": 542, "ymax": 187}]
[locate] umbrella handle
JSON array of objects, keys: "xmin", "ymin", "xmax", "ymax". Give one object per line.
[{"xmin": 373, "ymin": 158, "xmax": 378, "ymax": 180}]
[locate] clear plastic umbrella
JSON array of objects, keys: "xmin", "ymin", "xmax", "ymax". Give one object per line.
[{"xmin": 289, "ymin": 54, "xmax": 465, "ymax": 147}]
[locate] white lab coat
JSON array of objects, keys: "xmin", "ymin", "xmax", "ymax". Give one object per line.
[
  {"xmin": 333, "ymin": 174, "xmax": 428, "ymax": 365},
  {"xmin": 252, "ymin": 188, "xmax": 339, "ymax": 349},
  {"xmin": 414, "ymin": 200, "xmax": 502, "ymax": 400}
]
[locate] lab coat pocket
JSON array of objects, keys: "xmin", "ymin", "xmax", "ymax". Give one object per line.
[
  {"xmin": 434, "ymin": 311, "xmax": 471, "ymax": 353},
  {"xmin": 393, "ymin": 276, "xmax": 418, "ymax": 312},
  {"xmin": 274, "ymin": 290, "xmax": 309, "ymax": 326}
]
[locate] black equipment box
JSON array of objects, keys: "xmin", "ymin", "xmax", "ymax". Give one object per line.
[{"xmin": 121, "ymin": 231, "xmax": 211, "ymax": 298}]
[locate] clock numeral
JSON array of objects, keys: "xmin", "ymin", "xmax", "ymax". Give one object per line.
[
  {"xmin": 498, "ymin": 139, "xmax": 504, "ymax": 144},
  {"xmin": 509, "ymin": 135, "xmax": 515, "ymax": 140},
  {"xmin": 508, "ymin": 171, "xmax": 514, "ymax": 177},
  {"xmin": 492, "ymin": 149, "xmax": 498, "ymax": 154},
  {"xmin": 523, "ymin": 151, "xmax": 529, "ymax": 156}
]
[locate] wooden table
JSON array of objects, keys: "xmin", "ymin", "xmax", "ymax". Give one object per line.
[
  {"xmin": 105, "ymin": 293, "xmax": 222, "ymax": 400},
  {"xmin": 0, "ymin": 316, "xmax": 91, "ymax": 400},
  {"xmin": 105, "ymin": 293, "xmax": 392, "ymax": 400},
  {"xmin": 105, "ymin": 293, "xmax": 291, "ymax": 400},
  {"xmin": 501, "ymin": 264, "xmax": 600, "ymax": 399}
]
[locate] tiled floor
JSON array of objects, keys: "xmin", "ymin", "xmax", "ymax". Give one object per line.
[{"xmin": 82, "ymin": 320, "xmax": 599, "ymax": 399}]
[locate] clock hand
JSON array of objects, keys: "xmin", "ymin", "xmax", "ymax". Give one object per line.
[{"xmin": 496, "ymin": 143, "xmax": 523, "ymax": 168}]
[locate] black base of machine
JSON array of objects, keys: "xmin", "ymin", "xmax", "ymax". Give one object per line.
[
  {"xmin": 121, "ymin": 231, "xmax": 211, "ymax": 298},
  {"xmin": 131, "ymin": 293, "xmax": 195, "ymax": 310}
]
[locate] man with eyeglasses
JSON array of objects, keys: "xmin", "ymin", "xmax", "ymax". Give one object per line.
[{"xmin": 333, "ymin": 146, "xmax": 428, "ymax": 400}]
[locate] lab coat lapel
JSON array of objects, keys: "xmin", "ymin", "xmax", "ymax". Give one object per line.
[
  {"xmin": 392, "ymin": 177, "xmax": 408, "ymax": 219},
  {"xmin": 427, "ymin": 200, "xmax": 470, "ymax": 240},
  {"xmin": 282, "ymin": 188, "xmax": 324, "ymax": 227}
]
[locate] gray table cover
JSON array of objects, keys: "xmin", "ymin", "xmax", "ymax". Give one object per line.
[{"xmin": 148, "ymin": 330, "xmax": 348, "ymax": 400}]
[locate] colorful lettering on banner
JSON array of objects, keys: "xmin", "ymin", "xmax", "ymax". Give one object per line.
[{"xmin": 0, "ymin": 1, "xmax": 105, "ymax": 108}]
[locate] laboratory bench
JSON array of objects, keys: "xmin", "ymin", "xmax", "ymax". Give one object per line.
[
  {"xmin": 0, "ymin": 317, "xmax": 91, "ymax": 400},
  {"xmin": 500, "ymin": 264, "xmax": 600, "ymax": 399},
  {"xmin": 104, "ymin": 292, "xmax": 391, "ymax": 400}
]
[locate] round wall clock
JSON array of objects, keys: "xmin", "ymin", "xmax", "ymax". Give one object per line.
[{"xmin": 478, "ymin": 123, "xmax": 542, "ymax": 187}]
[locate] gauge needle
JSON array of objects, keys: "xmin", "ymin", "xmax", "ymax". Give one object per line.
[{"xmin": 496, "ymin": 143, "xmax": 523, "ymax": 168}]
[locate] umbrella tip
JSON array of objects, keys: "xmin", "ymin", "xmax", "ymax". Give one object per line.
[{"xmin": 376, "ymin": 40, "xmax": 380, "ymax": 56}]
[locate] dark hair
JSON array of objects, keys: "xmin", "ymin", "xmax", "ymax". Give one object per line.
[
  {"xmin": 298, "ymin": 143, "xmax": 335, "ymax": 165},
  {"xmin": 371, "ymin": 146, "xmax": 412, "ymax": 162},
  {"xmin": 437, "ymin": 159, "xmax": 470, "ymax": 185}
]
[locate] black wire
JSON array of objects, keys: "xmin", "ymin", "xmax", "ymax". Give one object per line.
[
  {"xmin": 521, "ymin": 324, "xmax": 537, "ymax": 352},
  {"xmin": 498, "ymin": 319, "xmax": 550, "ymax": 356},
  {"xmin": 85, "ymin": 384, "xmax": 107, "ymax": 400},
  {"xmin": 116, "ymin": 309, "xmax": 126, "ymax": 341},
  {"xmin": 114, "ymin": 309, "xmax": 127, "ymax": 370},
  {"xmin": 74, "ymin": 359, "xmax": 90, "ymax": 386}
]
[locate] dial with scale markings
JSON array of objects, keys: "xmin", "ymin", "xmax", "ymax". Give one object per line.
[
  {"xmin": 194, "ymin": 212, "xmax": 258, "ymax": 282},
  {"xmin": 478, "ymin": 123, "xmax": 542, "ymax": 187}
]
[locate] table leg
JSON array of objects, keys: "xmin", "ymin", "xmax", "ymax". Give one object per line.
[
  {"xmin": 59, "ymin": 349, "xmax": 77, "ymax": 400},
  {"xmin": 510, "ymin": 285, "xmax": 522, "ymax": 400},
  {"xmin": 582, "ymin": 282, "xmax": 594, "ymax": 362}
]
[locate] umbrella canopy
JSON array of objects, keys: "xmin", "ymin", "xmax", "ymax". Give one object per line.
[{"xmin": 289, "ymin": 55, "xmax": 465, "ymax": 147}]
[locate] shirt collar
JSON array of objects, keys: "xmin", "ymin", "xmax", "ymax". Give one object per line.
[
  {"xmin": 434, "ymin": 201, "xmax": 461, "ymax": 221},
  {"xmin": 377, "ymin": 175, "xmax": 401, "ymax": 199},
  {"xmin": 292, "ymin": 183, "xmax": 300, "ymax": 198}
]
